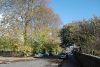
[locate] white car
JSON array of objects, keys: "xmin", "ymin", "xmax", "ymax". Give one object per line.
[{"xmin": 34, "ymin": 53, "xmax": 44, "ymax": 57}]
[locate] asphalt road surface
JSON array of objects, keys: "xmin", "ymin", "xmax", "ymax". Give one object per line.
[
  {"xmin": 59, "ymin": 54, "xmax": 81, "ymax": 67},
  {"xmin": 0, "ymin": 59, "xmax": 60, "ymax": 67}
]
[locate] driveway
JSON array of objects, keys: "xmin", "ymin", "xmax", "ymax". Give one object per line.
[{"xmin": 0, "ymin": 58, "xmax": 60, "ymax": 67}]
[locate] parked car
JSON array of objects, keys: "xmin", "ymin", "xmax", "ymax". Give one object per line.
[
  {"xmin": 58, "ymin": 53, "xmax": 68, "ymax": 59},
  {"xmin": 34, "ymin": 53, "xmax": 44, "ymax": 57},
  {"xmin": 43, "ymin": 53, "xmax": 49, "ymax": 57},
  {"xmin": 34, "ymin": 52, "xmax": 49, "ymax": 57}
]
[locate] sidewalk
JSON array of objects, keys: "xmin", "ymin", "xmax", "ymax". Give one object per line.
[{"xmin": 0, "ymin": 57, "xmax": 35, "ymax": 64}]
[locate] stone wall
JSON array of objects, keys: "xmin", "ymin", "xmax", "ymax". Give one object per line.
[
  {"xmin": 74, "ymin": 52, "xmax": 100, "ymax": 67},
  {"xmin": 0, "ymin": 51, "xmax": 24, "ymax": 57}
]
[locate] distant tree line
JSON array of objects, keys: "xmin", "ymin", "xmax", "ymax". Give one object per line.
[{"xmin": 60, "ymin": 16, "xmax": 100, "ymax": 56}]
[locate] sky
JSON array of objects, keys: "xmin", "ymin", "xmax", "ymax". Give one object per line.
[
  {"xmin": 0, "ymin": 14, "xmax": 3, "ymax": 21},
  {"xmin": 50, "ymin": 0, "xmax": 100, "ymax": 25}
]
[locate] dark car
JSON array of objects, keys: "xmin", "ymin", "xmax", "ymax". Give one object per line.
[{"xmin": 58, "ymin": 53, "xmax": 68, "ymax": 59}]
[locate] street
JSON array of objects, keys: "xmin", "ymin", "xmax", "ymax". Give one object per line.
[{"xmin": 0, "ymin": 58, "xmax": 61, "ymax": 67}]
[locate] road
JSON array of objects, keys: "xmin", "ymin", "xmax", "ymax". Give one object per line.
[
  {"xmin": 0, "ymin": 58, "xmax": 60, "ymax": 67},
  {"xmin": 59, "ymin": 54, "xmax": 81, "ymax": 67}
]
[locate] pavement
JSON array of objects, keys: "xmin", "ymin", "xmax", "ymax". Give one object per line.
[
  {"xmin": 0, "ymin": 55, "xmax": 81, "ymax": 67},
  {"xmin": 0, "ymin": 57, "xmax": 35, "ymax": 64},
  {"xmin": 0, "ymin": 58, "xmax": 61, "ymax": 67},
  {"xmin": 59, "ymin": 55, "xmax": 81, "ymax": 67},
  {"xmin": 59, "ymin": 60, "xmax": 80, "ymax": 67}
]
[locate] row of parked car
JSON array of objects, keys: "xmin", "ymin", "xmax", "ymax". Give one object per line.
[
  {"xmin": 34, "ymin": 53, "xmax": 49, "ymax": 57},
  {"xmin": 58, "ymin": 53, "xmax": 68, "ymax": 59},
  {"xmin": 34, "ymin": 52, "xmax": 68, "ymax": 59}
]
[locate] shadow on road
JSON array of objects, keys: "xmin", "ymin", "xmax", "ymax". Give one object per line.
[{"xmin": 58, "ymin": 55, "xmax": 81, "ymax": 67}]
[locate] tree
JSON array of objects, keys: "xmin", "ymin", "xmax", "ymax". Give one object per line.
[
  {"xmin": 60, "ymin": 16, "xmax": 100, "ymax": 55},
  {"xmin": 0, "ymin": 0, "xmax": 62, "ymax": 56}
]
